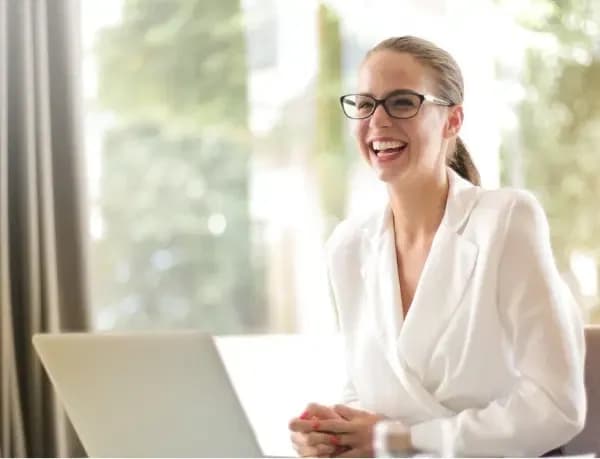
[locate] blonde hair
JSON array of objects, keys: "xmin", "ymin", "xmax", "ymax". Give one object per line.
[{"xmin": 366, "ymin": 36, "xmax": 481, "ymax": 185}]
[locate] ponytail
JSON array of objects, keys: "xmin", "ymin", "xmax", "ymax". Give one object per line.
[{"xmin": 449, "ymin": 137, "xmax": 480, "ymax": 186}]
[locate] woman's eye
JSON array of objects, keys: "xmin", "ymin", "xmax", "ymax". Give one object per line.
[
  {"xmin": 358, "ymin": 101, "xmax": 374, "ymax": 110},
  {"xmin": 390, "ymin": 97, "xmax": 415, "ymax": 107}
]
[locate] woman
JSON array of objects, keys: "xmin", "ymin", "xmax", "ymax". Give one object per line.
[{"xmin": 288, "ymin": 36, "xmax": 586, "ymax": 457}]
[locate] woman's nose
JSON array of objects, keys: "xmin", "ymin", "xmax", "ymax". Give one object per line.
[{"xmin": 369, "ymin": 103, "xmax": 393, "ymax": 127}]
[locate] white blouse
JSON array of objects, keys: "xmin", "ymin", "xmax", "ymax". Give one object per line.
[{"xmin": 326, "ymin": 169, "xmax": 586, "ymax": 457}]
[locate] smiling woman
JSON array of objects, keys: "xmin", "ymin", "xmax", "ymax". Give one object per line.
[
  {"xmin": 289, "ymin": 35, "xmax": 586, "ymax": 458},
  {"xmin": 353, "ymin": 38, "xmax": 480, "ymax": 190}
]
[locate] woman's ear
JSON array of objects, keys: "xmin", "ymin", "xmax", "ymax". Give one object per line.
[{"xmin": 444, "ymin": 105, "xmax": 463, "ymax": 139}]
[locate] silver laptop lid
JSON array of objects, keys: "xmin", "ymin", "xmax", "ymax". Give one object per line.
[{"xmin": 33, "ymin": 331, "xmax": 262, "ymax": 457}]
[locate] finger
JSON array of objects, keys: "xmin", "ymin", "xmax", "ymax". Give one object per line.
[
  {"xmin": 333, "ymin": 404, "xmax": 366, "ymax": 421},
  {"xmin": 305, "ymin": 432, "xmax": 337, "ymax": 447},
  {"xmin": 331, "ymin": 445, "xmax": 352, "ymax": 457},
  {"xmin": 298, "ymin": 446, "xmax": 316, "ymax": 458},
  {"xmin": 315, "ymin": 443, "xmax": 336, "ymax": 457},
  {"xmin": 331, "ymin": 433, "xmax": 356, "ymax": 448},
  {"xmin": 336, "ymin": 447, "xmax": 363, "ymax": 458},
  {"xmin": 301, "ymin": 444, "xmax": 333, "ymax": 458},
  {"xmin": 311, "ymin": 419, "xmax": 354, "ymax": 434},
  {"xmin": 291, "ymin": 438, "xmax": 313, "ymax": 459},
  {"xmin": 290, "ymin": 431, "xmax": 307, "ymax": 448},
  {"xmin": 302, "ymin": 403, "xmax": 340, "ymax": 420},
  {"xmin": 289, "ymin": 418, "xmax": 328, "ymax": 433},
  {"xmin": 291, "ymin": 433, "xmax": 312, "ymax": 458}
]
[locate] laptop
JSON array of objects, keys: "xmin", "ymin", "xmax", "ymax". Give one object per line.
[{"xmin": 32, "ymin": 331, "xmax": 264, "ymax": 457}]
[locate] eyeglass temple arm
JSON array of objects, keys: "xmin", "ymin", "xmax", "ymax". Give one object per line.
[{"xmin": 424, "ymin": 94, "xmax": 453, "ymax": 106}]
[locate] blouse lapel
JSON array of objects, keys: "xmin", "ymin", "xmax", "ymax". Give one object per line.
[
  {"xmin": 360, "ymin": 169, "xmax": 481, "ymax": 401},
  {"xmin": 397, "ymin": 221, "xmax": 478, "ymax": 378}
]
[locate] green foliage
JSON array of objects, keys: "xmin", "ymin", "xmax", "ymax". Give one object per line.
[
  {"xmin": 512, "ymin": 1, "xmax": 600, "ymax": 266},
  {"xmin": 96, "ymin": 0, "xmax": 248, "ymax": 137},
  {"xmin": 538, "ymin": 63, "xmax": 600, "ymax": 260},
  {"xmin": 315, "ymin": 3, "xmax": 347, "ymax": 227},
  {"xmin": 498, "ymin": 0, "xmax": 600, "ymax": 315},
  {"xmin": 93, "ymin": 0, "xmax": 262, "ymax": 332}
]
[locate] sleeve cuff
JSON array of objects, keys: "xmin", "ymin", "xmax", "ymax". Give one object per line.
[{"xmin": 410, "ymin": 417, "xmax": 453, "ymax": 457}]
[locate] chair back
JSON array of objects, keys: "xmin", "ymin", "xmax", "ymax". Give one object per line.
[{"xmin": 564, "ymin": 325, "xmax": 600, "ymax": 455}]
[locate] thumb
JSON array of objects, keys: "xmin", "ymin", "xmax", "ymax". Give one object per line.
[
  {"xmin": 333, "ymin": 404, "xmax": 367, "ymax": 420},
  {"xmin": 299, "ymin": 403, "xmax": 340, "ymax": 420}
]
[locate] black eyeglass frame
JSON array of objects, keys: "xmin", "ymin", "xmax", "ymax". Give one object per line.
[{"xmin": 339, "ymin": 89, "xmax": 454, "ymax": 120}]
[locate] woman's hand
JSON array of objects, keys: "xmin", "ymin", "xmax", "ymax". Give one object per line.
[
  {"xmin": 289, "ymin": 403, "xmax": 345, "ymax": 457},
  {"xmin": 290, "ymin": 405, "xmax": 386, "ymax": 457}
]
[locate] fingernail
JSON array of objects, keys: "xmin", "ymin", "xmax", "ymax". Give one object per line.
[
  {"xmin": 299, "ymin": 411, "xmax": 309, "ymax": 420},
  {"xmin": 329, "ymin": 435, "xmax": 339, "ymax": 445}
]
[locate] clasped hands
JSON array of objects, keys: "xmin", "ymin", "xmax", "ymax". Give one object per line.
[{"xmin": 288, "ymin": 403, "xmax": 385, "ymax": 458}]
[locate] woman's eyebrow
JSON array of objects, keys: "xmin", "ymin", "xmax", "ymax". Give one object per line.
[
  {"xmin": 356, "ymin": 89, "xmax": 416, "ymax": 98},
  {"xmin": 385, "ymin": 89, "xmax": 416, "ymax": 96}
]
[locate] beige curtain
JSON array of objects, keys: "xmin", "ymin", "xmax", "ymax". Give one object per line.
[{"xmin": 0, "ymin": 0, "xmax": 90, "ymax": 456}]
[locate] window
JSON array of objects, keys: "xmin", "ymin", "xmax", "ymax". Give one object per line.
[{"xmin": 81, "ymin": 0, "xmax": 600, "ymax": 454}]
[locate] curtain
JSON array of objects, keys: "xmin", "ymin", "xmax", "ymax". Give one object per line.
[{"xmin": 0, "ymin": 0, "xmax": 90, "ymax": 456}]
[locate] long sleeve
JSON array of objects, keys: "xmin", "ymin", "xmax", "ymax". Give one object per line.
[
  {"xmin": 329, "ymin": 274, "xmax": 361, "ymax": 408},
  {"xmin": 325, "ymin": 244, "xmax": 362, "ymax": 409},
  {"xmin": 409, "ymin": 192, "xmax": 586, "ymax": 457}
]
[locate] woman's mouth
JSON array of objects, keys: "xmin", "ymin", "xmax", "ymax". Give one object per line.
[{"xmin": 370, "ymin": 140, "xmax": 408, "ymax": 162}]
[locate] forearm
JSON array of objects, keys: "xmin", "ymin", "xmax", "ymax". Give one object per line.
[{"xmin": 409, "ymin": 378, "xmax": 584, "ymax": 457}]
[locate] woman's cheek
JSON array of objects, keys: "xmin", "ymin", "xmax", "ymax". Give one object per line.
[{"xmin": 354, "ymin": 122, "xmax": 371, "ymax": 163}]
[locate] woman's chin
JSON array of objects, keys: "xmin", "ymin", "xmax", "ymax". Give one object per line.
[
  {"xmin": 369, "ymin": 150, "xmax": 410, "ymax": 182},
  {"xmin": 374, "ymin": 164, "xmax": 408, "ymax": 184}
]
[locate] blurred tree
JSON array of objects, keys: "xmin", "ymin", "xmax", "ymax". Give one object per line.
[
  {"xmin": 93, "ymin": 0, "xmax": 263, "ymax": 332},
  {"xmin": 499, "ymin": 0, "xmax": 600, "ymax": 316},
  {"xmin": 96, "ymin": 0, "xmax": 249, "ymax": 139},
  {"xmin": 315, "ymin": 2, "xmax": 347, "ymax": 229}
]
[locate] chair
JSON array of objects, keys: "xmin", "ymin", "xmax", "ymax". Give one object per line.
[{"xmin": 564, "ymin": 325, "xmax": 600, "ymax": 455}]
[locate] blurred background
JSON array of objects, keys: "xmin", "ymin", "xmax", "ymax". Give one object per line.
[
  {"xmin": 81, "ymin": 0, "xmax": 600, "ymax": 335},
  {"xmin": 75, "ymin": 0, "xmax": 600, "ymax": 454},
  {"xmin": 4, "ymin": 1, "xmax": 599, "ymax": 457}
]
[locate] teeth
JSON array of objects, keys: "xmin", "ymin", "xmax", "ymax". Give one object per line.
[{"xmin": 372, "ymin": 140, "xmax": 406, "ymax": 151}]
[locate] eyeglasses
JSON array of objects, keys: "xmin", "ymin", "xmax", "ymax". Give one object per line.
[{"xmin": 339, "ymin": 89, "xmax": 453, "ymax": 120}]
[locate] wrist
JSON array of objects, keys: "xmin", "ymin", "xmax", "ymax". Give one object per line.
[{"xmin": 373, "ymin": 420, "xmax": 413, "ymax": 457}]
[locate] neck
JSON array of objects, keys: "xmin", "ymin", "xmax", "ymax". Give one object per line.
[{"xmin": 388, "ymin": 168, "xmax": 449, "ymax": 247}]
